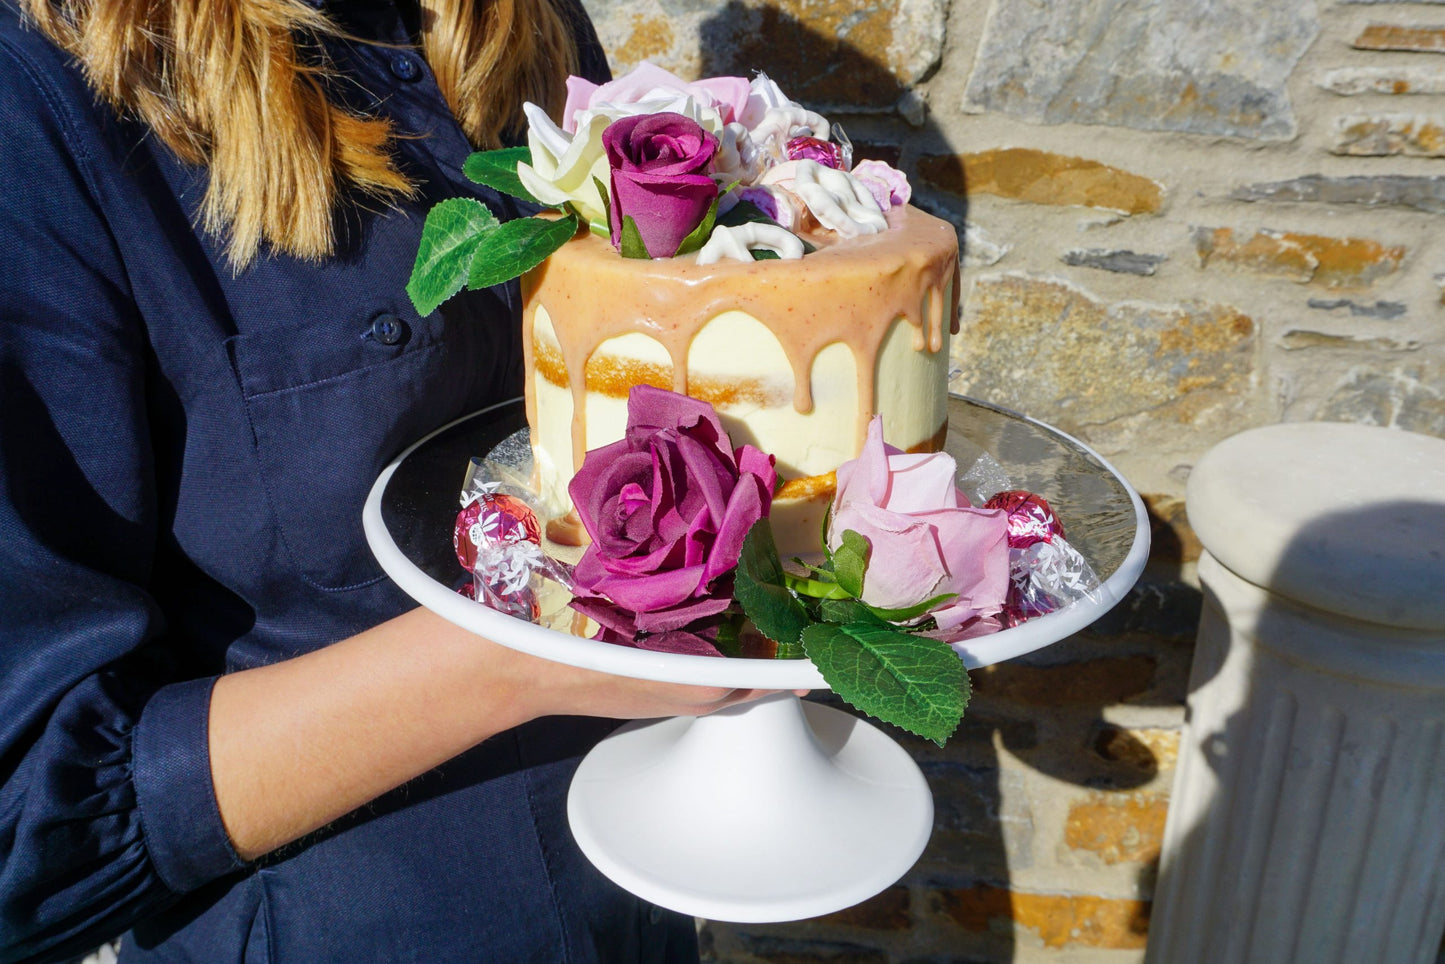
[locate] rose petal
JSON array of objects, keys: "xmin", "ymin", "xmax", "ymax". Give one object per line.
[
  {"xmin": 919, "ymin": 505, "xmax": 1010, "ymax": 610},
  {"xmin": 630, "ymin": 629, "xmax": 724, "ymax": 657},
  {"xmin": 831, "ymin": 501, "xmax": 948, "ymax": 610},
  {"xmin": 880, "ymin": 451, "xmax": 962, "ymax": 514},
  {"xmin": 703, "ymin": 471, "xmax": 767, "ymax": 583},
  {"xmin": 632, "ymin": 591, "xmax": 733, "ymax": 633},
  {"xmin": 608, "ymin": 168, "xmax": 719, "ymax": 258},
  {"xmin": 590, "ymin": 563, "xmax": 708, "ymax": 612}
]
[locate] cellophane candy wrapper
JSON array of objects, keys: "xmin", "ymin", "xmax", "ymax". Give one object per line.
[
  {"xmin": 982, "ymin": 489, "xmax": 1101, "ymax": 626},
  {"xmin": 453, "ymin": 439, "xmax": 575, "ymax": 622}
]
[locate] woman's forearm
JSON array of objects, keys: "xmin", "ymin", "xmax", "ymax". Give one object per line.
[{"xmin": 208, "ymin": 607, "xmax": 755, "ymax": 860}]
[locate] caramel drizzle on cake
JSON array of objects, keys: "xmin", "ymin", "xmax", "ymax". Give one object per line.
[{"xmin": 519, "ymin": 206, "xmax": 960, "ymax": 480}]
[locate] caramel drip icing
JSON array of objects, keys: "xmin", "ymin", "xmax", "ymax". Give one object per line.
[{"xmin": 520, "ymin": 205, "xmax": 959, "ymax": 479}]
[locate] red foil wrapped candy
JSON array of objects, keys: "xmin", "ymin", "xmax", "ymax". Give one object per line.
[
  {"xmin": 984, "ymin": 490, "xmax": 1065, "ymax": 549},
  {"xmin": 982, "ymin": 490, "xmax": 1097, "ymax": 626},
  {"xmin": 453, "ymin": 491, "xmax": 544, "ymax": 620}
]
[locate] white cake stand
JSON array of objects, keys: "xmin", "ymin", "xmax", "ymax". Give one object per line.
[{"xmin": 363, "ymin": 395, "xmax": 1150, "ymax": 922}]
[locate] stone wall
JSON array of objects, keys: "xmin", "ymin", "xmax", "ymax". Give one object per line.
[{"xmin": 580, "ymin": 0, "xmax": 1445, "ymax": 960}]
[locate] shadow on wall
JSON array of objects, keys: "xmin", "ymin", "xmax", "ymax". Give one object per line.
[
  {"xmin": 686, "ymin": 6, "xmax": 1204, "ymax": 960},
  {"xmin": 1145, "ymin": 500, "xmax": 1445, "ymax": 964},
  {"xmin": 696, "ymin": 1, "xmax": 908, "ymax": 110}
]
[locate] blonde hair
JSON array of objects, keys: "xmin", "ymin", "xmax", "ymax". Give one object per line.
[{"xmin": 22, "ymin": 0, "xmax": 578, "ymax": 266}]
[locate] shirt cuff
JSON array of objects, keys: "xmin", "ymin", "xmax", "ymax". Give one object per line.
[{"xmin": 131, "ymin": 676, "xmax": 246, "ymax": 894}]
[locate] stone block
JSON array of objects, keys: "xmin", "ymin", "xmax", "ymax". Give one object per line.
[
  {"xmin": 1061, "ymin": 248, "xmax": 1167, "ymax": 276},
  {"xmin": 1093, "ymin": 725, "xmax": 1181, "ymax": 774},
  {"xmin": 1230, "ymin": 173, "xmax": 1445, "ymax": 214},
  {"xmin": 1064, "ymin": 792, "xmax": 1170, "ymax": 865},
  {"xmin": 1307, "ymin": 298, "xmax": 1407, "ymax": 319},
  {"xmin": 1333, "ymin": 113, "xmax": 1445, "ymax": 157},
  {"xmin": 973, "ymin": 656, "xmax": 1157, "ymax": 707},
  {"xmin": 584, "ymin": 0, "xmax": 946, "ymax": 112},
  {"xmin": 1193, "ymin": 227, "xmax": 1405, "ymax": 287},
  {"xmin": 1279, "ymin": 330, "xmax": 1421, "ymax": 352},
  {"xmin": 937, "ymin": 884, "xmax": 1151, "ymax": 949},
  {"xmin": 1319, "ymin": 65, "xmax": 1445, "ymax": 96},
  {"xmin": 1143, "ymin": 493, "xmax": 1202, "ymax": 567},
  {"xmin": 1353, "ymin": 23, "xmax": 1445, "ymax": 52},
  {"xmin": 919, "ymin": 149, "xmax": 1164, "ymax": 215},
  {"xmin": 953, "ymin": 274, "xmax": 1257, "ymax": 447},
  {"xmin": 813, "ymin": 887, "xmax": 912, "ymax": 931},
  {"xmin": 733, "ymin": 934, "xmax": 890, "ymax": 964},
  {"xmin": 961, "ymin": 0, "xmax": 1317, "ymax": 140},
  {"xmin": 1316, "ymin": 367, "xmax": 1445, "ymax": 436}
]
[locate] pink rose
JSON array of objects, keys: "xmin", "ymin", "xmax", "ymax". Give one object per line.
[
  {"xmin": 828, "ymin": 417, "xmax": 1010, "ymax": 639},
  {"xmin": 563, "ymin": 63, "xmax": 752, "ymax": 132},
  {"xmin": 851, "ymin": 159, "xmax": 912, "ymax": 211},
  {"xmin": 569, "ymin": 386, "xmax": 777, "ymax": 654},
  {"xmin": 604, "ymin": 112, "xmax": 720, "ymax": 258}
]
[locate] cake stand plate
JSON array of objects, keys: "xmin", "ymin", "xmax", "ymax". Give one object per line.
[{"xmin": 363, "ymin": 394, "xmax": 1150, "ymax": 922}]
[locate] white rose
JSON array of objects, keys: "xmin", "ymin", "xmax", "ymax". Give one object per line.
[{"xmin": 515, "ymin": 102, "xmax": 611, "ymax": 231}]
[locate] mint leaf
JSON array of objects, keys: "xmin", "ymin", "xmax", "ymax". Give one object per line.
[
  {"xmin": 619, "ymin": 215, "xmax": 651, "ymax": 259},
  {"xmin": 734, "ymin": 519, "xmax": 811, "ymax": 652},
  {"xmin": 466, "ymin": 214, "xmax": 579, "ymax": 289},
  {"xmin": 672, "ymin": 196, "xmax": 720, "ymax": 257},
  {"xmin": 463, "ymin": 148, "xmax": 542, "ymax": 205},
  {"xmin": 407, "ymin": 198, "xmax": 500, "ymax": 315},
  {"xmin": 833, "ymin": 529, "xmax": 870, "ymax": 599},
  {"xmin": 802, "ymin": 622, "xmax": 968, "ymax": 745}
]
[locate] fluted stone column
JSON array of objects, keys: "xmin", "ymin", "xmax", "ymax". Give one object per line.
[{"xmin": 1145, "ymin": 422, "xmax": 1445, "ymax": 964}]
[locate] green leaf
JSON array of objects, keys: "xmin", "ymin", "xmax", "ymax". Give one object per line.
[
  {"xmin": 751, "ymin": 249, "xmax": 781, "ymax": 261},
  {"xmin": 463, "ymin": 148, "xmax": 542, "ymax": 205},
  {"xmin": 864, "ymin": 592, "xmax": 958, "ymax": 624},
  {"xmin": 802, "ymin": 622, "xmax": 969, "ymax": 745},
  {"xmin": 466, "ymin": 214, "xmax": 579, "ymax": 289},
  {"xmin": 671, "ymin": 196, "xmax": 720, "ymax": 257},
  {"xmin": 817, "ymin": 598, "xmax": 886, "ymax": 626},
  {"xmin": 407, "ymin": 198, "xmax": 500, "ymax": 316},
  {"xmin": 590, "ymin": 175, "xmax": 612, "ymax": 228},
  {"xmin": 833, "ymin": 529, "xmax": 870, "ymax": 599},
  {"xmin": 733, "ymin": 519, "xmax": 811, "ymax": 651},
  {"xmin": 619, "ymin": 215, "xmax": 651, "ymax": 259},
  {"xmin": 716, "ymin": 198, "xmax": 773, "ymax": 228}
]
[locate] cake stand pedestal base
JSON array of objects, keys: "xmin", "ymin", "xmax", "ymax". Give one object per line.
[{"xmin": 567, "ymin": 692, "xmax": 933, "ymax": 923}]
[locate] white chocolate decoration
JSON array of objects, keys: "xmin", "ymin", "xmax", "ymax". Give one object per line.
[{"xmin": 695, "ymin": 223, "xmax": 805, "ymax": 265}]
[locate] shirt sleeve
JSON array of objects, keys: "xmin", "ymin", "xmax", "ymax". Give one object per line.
[{"xmin": 0, "ymin": 28, "xmax": 244, "ymax": 964}]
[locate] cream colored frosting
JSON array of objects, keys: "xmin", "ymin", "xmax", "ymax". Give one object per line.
[{"xmin": 521, "ymin": 204, "xmax": 959, "ymax": 551}]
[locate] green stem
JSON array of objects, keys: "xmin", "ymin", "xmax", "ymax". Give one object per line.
[{"xmin": 783, "ymin": 572, "xmax": 853, "ymax": 600}]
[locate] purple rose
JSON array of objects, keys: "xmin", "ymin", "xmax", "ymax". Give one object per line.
[
  {"xmin": 604, "ymin": 112, "xmax": 720, "ymax": 258},
  {"xmin": 568, "ymin": 386, "xmax": 777, "ymax": 654}
]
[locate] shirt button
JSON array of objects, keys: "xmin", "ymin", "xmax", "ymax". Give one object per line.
[
  {"xmin": 390, "ymin": 53, "xmax": 421, "ymax": 82},
  {"xmin": 366, "ymin": 313, "xmax": 408, "ymax": 346}
]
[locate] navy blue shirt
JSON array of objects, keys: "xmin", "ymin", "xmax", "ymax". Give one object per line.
[{"xmin": 0, "ymin": 3, "xmax": 695, "ymax": 961}]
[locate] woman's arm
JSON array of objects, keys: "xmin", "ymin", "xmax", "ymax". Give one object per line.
[{"xmin": 209, "ymin": 607, "xmax": 761, "ymax": 860}]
